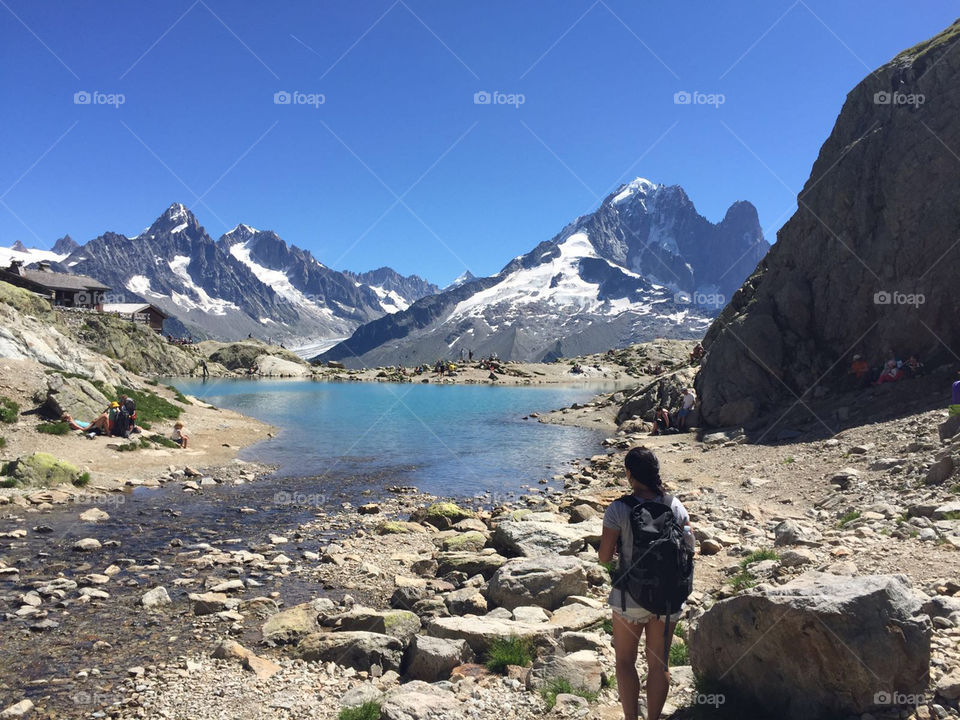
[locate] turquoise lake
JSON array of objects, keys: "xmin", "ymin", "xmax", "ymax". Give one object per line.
[{"xmin": 167, "ymin": 379, "xmax": 623, "ymax": 499}]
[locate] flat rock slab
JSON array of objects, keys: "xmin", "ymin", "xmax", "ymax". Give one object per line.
[{"xmin": 426, "ymin": 615, "xmax": 561, "ymax": 655}]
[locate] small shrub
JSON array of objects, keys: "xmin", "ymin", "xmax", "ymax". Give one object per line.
[
  {"xmin": 731, "ymin": 570, "xmax": 755, "ymax": 592},
  {"xmin": 116, "ymin": 387, "xmax": 182, "ymax": 423},
  {"xmin": 940, "ymin": 511, "xmax": 960, "ymax": 521},
  {"xmin": 0, "ymin": 476, "xmax": 17, "ymax": 488},
  {"xmin": 73, "ymin": 472, "xmax": 90, "ymax": 487},
  {"xmin": 949, "ymin": 404, "xmax": 960, "ymax": 417},
  {"xmin": 138, "ymin": 420, "xmax": 152, "ymax": 431},
  {"xmin": 485, "ymin": 636, "xmax": 533, "ymax": 674},
  {"xmin": 669, "ymin": 640, "xmax": 690, "ymax": 666},
  {"xmin": 0, "ymin": 436, "xmax": 6, "ymax": 449},
  {"xmin": 0, "ymin": 397, "xmax": 19, "ymax": 424},
  {"xmin": 949, "ymin": 483, "xmax": 960, "ymax": 495},
  {"xmin": 115, "ymin": 441, "xmax": 140, "ymax": 452},
  {"xmin": 739, "ymin": 549, "xmax": 778, "ymax": 568},
  {"xmin": 145, "ymin": 379, "xmax": 159, "ymax": 386},
  {"xmin": 601, "ymin": 618, "xmax": 613, "ymax": 634},
  {"xmin": 337, "ymin": 703, "xmax": 380, "ymax": 720},
  {"xmin": 541, "ymin": 678, "xmax": 597, "ymax": 710},
  {"xmin": 781, "ymin": 456, "xmax": 794, "ymax": 464},
  {"xmin": 37, "ymin": 421, "xmax": 71, "ymax": 436},
  {"xmin": 674, "ymin": 621, "xmax": 686, "ymax": 641},
  {"xmin": 837, "ymin": 510, "xmax": 861, "ymax": 528}
]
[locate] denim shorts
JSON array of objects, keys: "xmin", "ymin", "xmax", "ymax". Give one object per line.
[{"xmin": 612, "ymin": 605, "xmax": 683, "ymax": 624}]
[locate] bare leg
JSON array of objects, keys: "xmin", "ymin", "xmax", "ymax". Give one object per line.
[
  {"xmin": 612, "ymin": 611, "xmax": 645, "ymax": 720},
  {"xmin": 644, "ymin": 618, "xmax": 676, "ymax": 720}
]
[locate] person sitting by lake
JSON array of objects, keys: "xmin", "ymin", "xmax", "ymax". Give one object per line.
[
  {"xmin": 599, "ymin": 447, "xmax": 693, "ymax": 720},
  {"xmin": 689, "ymin": 342, "xmax": 704, "ymax": 363},
  {"xmin": 60, "ymin": 413, "xmax": 91, "ymax": 432},
  {"xmin": 875, "ymin": 359, "xmax": 903, "ymax": 385},
  {"xmin": 171, "ymin": 422, "xmax": 189, "ymax": 449},
  {"xmin": 119, "ymin": 394, "xmax": 138, "ymax": 431},
  {"xmin": 675, "ymin": 389, "xmax": 696, "ymax": 431},
  {"xmin": 651, "ymin": 406, "xmax": 672, "ymax": 435},
  {"xmin": 903, "ymin": 354, "xmax": 924, "ymax": 379},
  {"xmin": 848, "ymin": 354, "xmax": 870, "ymax": 387}
]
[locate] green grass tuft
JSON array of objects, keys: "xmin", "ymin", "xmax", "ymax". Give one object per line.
[
  {"xmin": 731, "ymin": 570, "xmax": 756, "ymax": 592},
  {"xmin": 0, "ymin": 436, "xmax": 6, "ymax": 450},
  {"xmin": 485, "ymin": 636, "xmax": 533, "ymax": 674},
  {"xmin": 73, "ymin": 472, "xmax": 90, "ymax": 487},
  {"xmin": 674, "ymin": 621, "xmax": 686, "ymax": 641},
  {"xmin": 0, "ymin": 396, "xmax": 19, "ymax": 424},
  {"xmin": 541, "ymin": 678, "xmax": 597, "ymax": 710},
  {"xmin": 739, "ymin": 549, "xmax": 778, "ymax": 568},
  {"xmin": 37, "ymin": 421, "xmax": 71, "ymax": 436},
  {"xmin": 669, "ymin": 640, "xmax": 690, "ymax": 666},
  {"xmin": 837, "ymin": 510, "xmax": 861, "ymax": 528},
  {"xmin": 337, "ymin": 703, "xmax": 380, "ymax": 720},
  {"xmin": 166, "ymin": 385, "xmax": 193, "ymax": 405}
]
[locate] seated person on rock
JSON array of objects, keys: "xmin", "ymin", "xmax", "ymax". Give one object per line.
[
  {"xmin": 651, "ymin": 406, "xmax": 672, "ymax": 435},
  {"xmin": 60, "ymin": 413, "xmax": 91, "ymax": 432},
  {"xmin": 119, "ymin": 394, "xmax": 138, "ymax": 431},
  {"xmin": 848, "ymin": 354, "xmax": 870, "ymax": 387},
  {"xmin": 903, "ymin": 354, "xmax": 923, "ymax": 378},
  {"xmin": 875, "ymin": 359, "xmax": 902, "ymax": 384},
  {"xmin": 171, "ymin": 421, "xmax": 189, "ymax": 449}
]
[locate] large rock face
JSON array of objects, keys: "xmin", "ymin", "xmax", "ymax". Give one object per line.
[
  {"xmin": 689, "ymin": 573, "xmax": 931, "ymax": 719},
  {"xmin": 696, "ymin": 21, "xmax": 960, "ymax": 427}
]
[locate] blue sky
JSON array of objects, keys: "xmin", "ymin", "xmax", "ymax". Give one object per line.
[{"xmin": 0, "ymin": 2, "xmax": 956, "ymax": 286}]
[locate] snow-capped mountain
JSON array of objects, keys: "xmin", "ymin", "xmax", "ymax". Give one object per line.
[
  {"xmin": 47, "ymin": 204, "xmax": 438, "ymax": 345},
  {"xmin": 319, "ymin": 178, "xmax": 769, "ymax": 366},
  {"xmin": 341, "ymin": 267, "xmax": 439, "ymax": 314},
  {"xmin": 444, "ymin": 270, "xmax": 476, "ymax": 291},
  {"xmin": 0, "ymin": 240, "xmax": 70, "ymax": 269}
]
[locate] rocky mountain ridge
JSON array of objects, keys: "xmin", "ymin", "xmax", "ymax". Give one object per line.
[{"xmin": 320, "ymin": 178, "xmax": 768, "ymax": 366}]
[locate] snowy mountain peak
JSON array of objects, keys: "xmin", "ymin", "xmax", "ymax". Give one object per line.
[
  {"xmin": 10, "ymin": 241, "xmax": 28, "ymax": 253},
  {"xmin": 221, "ymin": 224, "xmax": 259, "ymax": 245},
  {"xmin": 445, "ymin": 270, "xmax": 476, "ymax": 290},
  {"xmin": 611, "ymin": 177, "xmax": 660, "ymax": 204}
]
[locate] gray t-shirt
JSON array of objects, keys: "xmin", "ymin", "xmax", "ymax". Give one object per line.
[{"xmin": 603, "ymin": 493, "xmax": 690, "ymax": 611}]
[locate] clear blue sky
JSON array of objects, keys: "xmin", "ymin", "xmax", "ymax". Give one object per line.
[{"xmin": 0, "ymin": 2, "xmax": 955, "ymax": 286}]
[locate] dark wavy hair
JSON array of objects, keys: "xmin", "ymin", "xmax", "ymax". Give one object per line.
[{"xmin": 624, "ymin": 446, "xmax": 663, "ymax": 493}]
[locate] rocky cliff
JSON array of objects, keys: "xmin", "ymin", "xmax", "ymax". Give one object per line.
[{"xmin": 696, "ymin": 20, "xmax": 960, "ymax": 427}]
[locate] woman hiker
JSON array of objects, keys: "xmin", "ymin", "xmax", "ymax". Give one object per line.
[{"xmin": 599, "ymin": 447, "xmax": 694, "ymax": 720}]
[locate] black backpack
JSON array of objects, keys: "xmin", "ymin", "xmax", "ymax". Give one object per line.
[
  {"xmin": 112, "ymin": 408, "xmax": 131, "ymax": 438},
  {"xmin": 613, "ymin": 494, "xmax": 694, "ymax": 617}
]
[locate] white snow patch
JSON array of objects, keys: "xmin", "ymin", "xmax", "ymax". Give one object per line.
[
  {"xmin": 0, "ymin": 246, "xmax": 68, "ymax": 267},
  {"xmin": 167, "ymin": 255, "xmax": 237, "ymax": 315},
  {"xmin": 612, "ymin": 177, "xmax": 657, "ymax": 204},
  {"xmin": 368, "ymin": 285, "xmax": 409, "ymax": 313}
]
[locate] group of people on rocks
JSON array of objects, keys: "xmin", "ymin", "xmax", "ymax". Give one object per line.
[
  {"xmin": 651, "ymin": 387, "xmax": 698, "ymax": 435},
  {"xmin": 166, "ymin": 334, "xmax": 195, "ymax": 346},
  {"xmin": 848, "ymin": 349, "xmax": 924, "ymax": 388},
  {"xmin": 59, "ymin": 394, "xmax": 189, "ymax": 448}
]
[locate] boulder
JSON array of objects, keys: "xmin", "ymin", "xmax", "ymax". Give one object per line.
[
  {"xmin": 547, "ymin": 602, "xmax": 606, "ymax": 632},
  {"xmin": 7, "ymin": 452, "xmax": 81, "ymax": 488},
  {"xmin": 261, "ymin": 599, "xmax": 332, "ymax": 644},
  {"xmin": 689, "ymin": 573, "xmax": 931, "ymax": 719},
  {"xmin": 380, "ymin": 680, "xmax": 463, "ymax": 720},
  {"xmin": 441, "ymin": 531, "xmax": 487, "ymax": 553},
  {"xmin": 491, "ymin": 520, "xmax": 601, "ymax": 558},
  {"xmin": 925, "ymin": 456, "xmax": 955, "ymax": 485},
  {"xmin": 939, "ymin": 414, "xmax": 960, "ymax": 442},
  {"xmin": 377, "ymin": 521, "xmax": 428, "ymax": 535},
  {"xmin": 411, "ymin": 502, "xmax": 475, "ymax": 530},
  {"xmin": 486, "ymin": 556, "xmax": 588, "ymax": 610},
  {"xmin": 79, "ymin": 508, "xmax": 109, "ymax": 523},
  {"xmin": 426, "ymin": 615, "xmax": 560, "ymax": 655},
  {"xmin": 403, "ymin": 635, "xmax": 474, "ymax": 681},
  {"xmin": 211, "ymin": 639, "xmax": 281, "ymax": 680},
  {"xmin": 297, "ymin": 631, "xmax": 403, "ymax": 672},
  {"xmin": 444, "ymin": 587, "xmax": 487, "ymax": 615},
  {"xmin": 332, "ymin": 606, "xmax": 421, "ymax": 644},
  {"xmin": 43, "ymin": 373, "xmax": 110, "ymax": 421},
  {"xmin": 526, "ymin": 649, "xmax": 604, "ymax": 694},
  {"xmin": 140, "ymin": 586, "xmax": 171, "ymax": 608},
  {"xmin": 188, "ymin": 592, "xmax": 230, "ymax": 615},
  {"xmin": 435, "ymin": 551, "xmax": 507, "ymax": 579},
  {"xmin": 252, "ymin": 354, "xmax": 312, "ymax": 378}
]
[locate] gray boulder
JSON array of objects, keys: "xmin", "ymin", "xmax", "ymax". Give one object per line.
[
  {"xmin": 297, "ymin": 631, "xmax": 403, "ymax": 671},
  {"xmin": 43, "ymin": 373, "xmax": 110, "ymax": 421},
  {"xmin": 486, "ymin": 556, "xmax": 588, "ymax": 610},
  {"xmin": 425, "ymin": 615, "xmax": 561, "ymax": 655},
  {"xmin": 435, "ymin": 551, "xmax": 507, "ymax": 579},
  {"xmin": 526, "ymin": 649, "xmax": 604, "ymax": 694},
  {"xmin": 380, "ymin": 681, "xmax": 463, "ymax": 720},
  {"xmin": 491, "ymin": 520, "xmax": 601, "ymax": 558},
  {"xmin": 403, "ymin": 635, "xmax": 474, "ymax": 681},
  {"xmin": 330, "ymin": 606, "xmax": 421, "ymax": 645},
  {"xmin": 261, "ymin": 599, "xmax": 334, "ymax": 644},
  {"xmin": 689, "ymin": 572, "xmax": 931, "ymax": 719}
]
